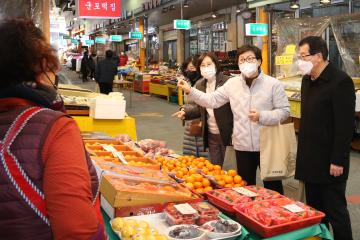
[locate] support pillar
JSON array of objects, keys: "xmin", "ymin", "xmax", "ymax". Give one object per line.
[
  {"xmin": 257, "ymin": 7, "xmax": 269, "ymax": 75},
  {"xmin": 139, "ymin": 17, "xmax": 146, "ymax": 71},
  {"xmin": 158, "ymin": 29, "xmax": 164, "ymax": 63},
  {"xmin": 42, "ymin": 0, "xmax": 50, "ymax": 43},
  {"xmin": 176, "ymin": 30, "xmax": 184, "ymax": 65},
  {"xmin": 226, "ymin": 6, "xmax": 238, "ymax": 51}
]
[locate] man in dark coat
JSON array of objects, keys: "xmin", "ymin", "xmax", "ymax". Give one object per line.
[
  {"xmin": 80, "ymin": 51, "xmax": 90, "ymax": 82},
  {"xmin": 296, "ymin": 36, "xmax": 354, "ymax": 240},
  {"xmin": 95, "ymin": 50, "xmax": 118, "ymax": 94}
]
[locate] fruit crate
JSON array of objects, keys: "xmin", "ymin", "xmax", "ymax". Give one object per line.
[
  {"xmin": 233, "ymin": 198, "xmax": 325, "ymax": 238},
  {"xmin": 206, "ymin": 186, "xmax": 283, "ymax": 214}
]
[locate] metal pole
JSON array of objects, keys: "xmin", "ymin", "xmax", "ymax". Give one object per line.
[{"xmin": 268, "ymin": 10, "xmax": 273, "ymax": 76}]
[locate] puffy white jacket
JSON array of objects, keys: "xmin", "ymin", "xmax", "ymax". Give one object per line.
[{"xmin": 188, "ymin": 72, "xmax": 290, "ymax": 152}]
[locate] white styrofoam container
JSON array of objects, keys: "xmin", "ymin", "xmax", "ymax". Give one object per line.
[{"xmin": 89, "ymin": 98, "xmax": 126, "ymax": 119}]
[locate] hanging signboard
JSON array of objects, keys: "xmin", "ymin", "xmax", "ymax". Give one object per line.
[
  {"xmin": 71, "ymin": 39, "xmax": 79, "ymax": 44},
  {"xmin": 85, "ymin": 40, "xmax": 95, "ymax": 45},
  {"xmin": 245, "ymin": 23, "xmax": 268, "ymax": 36},
  {"xmin": 78, "ymin": 0, "xmax": 121, "ymax": 19},
  {"xmin": 95, "ymin": 37, "xmax": 106, "ymax": 44},
  {"xmin": 173, "ymin": 20, "xmax": 191, "ymax": 30},
  {"xmin": 110, "ymin": 35, "xmax": 123, "ymax": 42},
  {"xmin": 129, "ymin": 32, "xmax": 143, "ymax": 39}
]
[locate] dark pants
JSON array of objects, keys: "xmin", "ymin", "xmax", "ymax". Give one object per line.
[
  {"xmin": 305, "ymin": 182, "xmax": 352, "ymax": 240},
  {"xmin": 208, "ymin": 133, "xmax": 226, "ymax": 166},
  {"xmin": 235, "ymin": 151, "xmax": 284, "ymax": 194},
  {"xmin": 98, "ymin": 83, "xmax": 113, "ymax": 94}
]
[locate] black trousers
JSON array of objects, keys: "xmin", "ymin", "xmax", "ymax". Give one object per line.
[
  {"xmin": 305, "ymin": 182, "xmax": 352, "ymax": 240},
  {"xmin": 235, "ymin": 151, "xmax": 284, "ymax": 194},
  {"xmin": 98, "ymin": 83, "xmax": 113, "ymax": 94}
]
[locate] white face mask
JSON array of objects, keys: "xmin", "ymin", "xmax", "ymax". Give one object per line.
[
  {"xmin": 239, "ymin": 62, "xmax": 259, "ymax": 78},
  {"xmin": 200, "ymin": 65, "xmax": 217, "ymax": 80},
  {"xmin": 298, "ymin": 60, "xmax": 313, "ymax": 75}
]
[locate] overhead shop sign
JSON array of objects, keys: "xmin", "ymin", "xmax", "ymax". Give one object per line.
[
  {"xmin": 129, "ymin": 32, "xmax": 143, "ymax": 39},
  {"xmin": 78, "ymin": 0, "xmax": 121, "ymax": 18},
  {"xmin": 95, "ymin": 37, "xmax": 106, "ymax": 44},
  {"xmin": 110, "ymin": 35, "xmax": 123, "ymax": 42},
  {"xmin": 245, "ymin": 23, "xmax": 268, "ymax": 36},
  {"xmin": 71, "ymin": 39, "xmax": 79, "ymax": 44},
  {"xmin": 85, "ymin": 40, "xmax": 95, "ymax": 45},
  {"xmin": 174, "ymin": 19, "xmax": 191, "ymax": 30}
]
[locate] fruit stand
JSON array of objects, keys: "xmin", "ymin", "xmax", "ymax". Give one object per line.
[{"xmin": 81, "ymin": 134, "xmax": 334, "ymax": 240}]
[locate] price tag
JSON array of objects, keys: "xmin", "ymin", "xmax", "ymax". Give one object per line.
[
  {"xmin": 275, "ymin": 55, "xmax": 294, "ymax": 65},
  {"xmin": 283, "ymin": 204, "xmax": 304, "ymax": 213},
  {"xmin": 174, "ymin": 203, "xmax": 198, "ymax": 215},
  {"xmin": 285, "ymin": 44, "xmax": 296, "ymax": 55},
  {"xmin": 101, "ymin": 144, "xmax": 128, "ymax": 164},
  {"xmin": 232, "ymin": 187, "xmax": 257, "ymax": 197}
]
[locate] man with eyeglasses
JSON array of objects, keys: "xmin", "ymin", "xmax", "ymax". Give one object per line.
[{"xmin": 295, "ymin": 36, "xmax": 354, "ymax": 240}]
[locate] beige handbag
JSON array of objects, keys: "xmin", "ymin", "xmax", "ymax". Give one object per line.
[
  {"xmin": 222, "ymin": 146, "xmax": 237, "ymax": 171},
  {"xmin": 260, "ymin": 123, "xmax": 297, "ymax": 181}
]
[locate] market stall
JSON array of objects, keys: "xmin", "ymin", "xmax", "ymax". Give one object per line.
[{"xmin": 81, "ymin": 134, "xmax": 334, "ymax": 240}]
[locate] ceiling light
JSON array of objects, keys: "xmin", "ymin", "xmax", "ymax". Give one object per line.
[
  {"xmin": 211, "ymin": 12, "xmax": 217, "ymax": 18},
  {"xmin": 236, "ymin": 8, "xmax": 241, "ymax": 13},
  {"xmin": 184, "ymin": 0, "xmax": 189, "ymax": 8},
  {"xmin": 74, "ymin": 17, "xmax": 78, "ymax": 21},
  {"xmin": 289, "ymin": 1, "xmax": 300, "ymax": 9},
  {"xmin": 320, "ymin": 0, "xmax": 331, "ymax": 4},
  {"xmin": 162, "ymin": 7, "xmax": 168, "ymax": 13},
  {"xmin": 169, "ymin": 5, "xmax": 176, "ymax": 10}
]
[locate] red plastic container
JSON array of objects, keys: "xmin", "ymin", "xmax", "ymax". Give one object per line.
[{"xmin": 233, "ymin": 199, "xmax": 325, "ymax": 238}]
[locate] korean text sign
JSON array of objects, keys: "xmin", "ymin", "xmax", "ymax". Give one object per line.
[{"xmin": 78, "ymin": 0, "xmax": 121, "ymax": 18}]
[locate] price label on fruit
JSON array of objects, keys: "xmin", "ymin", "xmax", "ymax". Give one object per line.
[
  {"xmin": 283, "ymin": 204, "xmax": 305, "ymax": 213},
  {"xmin": 233, "ymin": 187, "xmax": 257, "ymax": 197},
  {"xmin": 174, "ymin": 203, "xmax": 198, "ymax": 215}
]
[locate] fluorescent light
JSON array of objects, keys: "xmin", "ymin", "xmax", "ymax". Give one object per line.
[
  {"xmin": 236, "ymin": 9, "xmax": 241, "ymax": 13},
  {"xmin": 74, "ymin": 17, "xmax": 78, "ymax": 21},
  {"xmin": 211, "ymin": 13, "xmax": 217, "ymax": 18},
  {"xmin": 320, "ymin": 0, "xmax": 331, "ymax": 4},
  {"xmin": 289, "ymin": 1, "xmax": 300, "ymax": 9}
]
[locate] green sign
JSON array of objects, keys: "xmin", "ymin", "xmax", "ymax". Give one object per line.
[
  {"xmin": 129, "ymin": 32, "xmax": 142, "ymax": 39},
  {"xmin": 110, "ymin": 35, "xmax": 123, "ymax": 42},
  {"xmin": 71, "ymin": 39, "xmax": 79, "ymax": 44},
  {"xmin": 173, "ymin": 19, "xmax": 191, "ymax": 30},
  {"xmin": 85, "ymin": 39, "xmax": 95, "ymax": 45},
  {"xmin": 245, "ymin": 23, "xmax": 268, "ymax": 36},
  {"xmin": 62, "ymin": 35, "xmax": 71, "ymax": 39},
  {"xmin": 95, "ymin": 37, "xmax": 106, "ymax": 44}
]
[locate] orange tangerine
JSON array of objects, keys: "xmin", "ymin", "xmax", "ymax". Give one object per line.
[
  {"xmin": 194, "ymin": 182, "xmax": 203, "ymax": 189},
  {"xmin": 194, "ymin": 174, "xmax": 203, "ymax": 182},
  {"xmin": 189, "ymin": 168, "xmax": 198, "ymax": 175},
  {"xmin": 234, "ymin": 175, "xmax": 242, "ymax": 184},
  {"xmin": 224, "ymin": 175, "xmax": 234, "ymax": 184},
  {"xmin": 215, "ymin": 175, "xmax": 222, "ymax": 181},
  {"xmin": 204, "ymin": 186, "xmax": 213, "ymax": 192},
  {"xmin": 186, "ymin": 176, "xmax": 195, "ymax": 183},
  {"xmin": 214, "ymin": 165, "xmax": 221, "ymax": 170},
  {"xmin": 206, "ymin": 164, "xmax": 214, "ymax": 171},
  {"xmin": 228, "ymin": 169, "xmax": 237, "ymax": 177},
  {"xmin": 197, "ymin": 162, "xmax": 205, "ymax": 169},
  {"xmin": 176, "ymin": 171, "xmax": 184, "ymax": 179},
  {"xmin": 224, "ymin": 183, "xmax": 234, "ymax": 188},
  {"xmin": 202, "ymin": 178, "xmax": 211, "ymax": 187},
  {"xmin": 217, "ymin": 180, "xmax": 225, "ymax": 186},
  {"xmin": 234, "ymin": 184, "xmax": 243, "ymax": 188},
  {"xmin": 202, "ymin": 167, "xmax": 209, "ymax": 175},
  {"xmin": 185, "ymin": 182, "xmax": 194, "ymax": 190},
  {"xmin": 195, "ymin": 188, "xmax": 204, "ymax": 194}
]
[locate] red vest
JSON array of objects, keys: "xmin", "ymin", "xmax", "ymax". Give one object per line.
[{"xmin": 0, "ymin": 106, "xmax": 101, "ymax": 240}]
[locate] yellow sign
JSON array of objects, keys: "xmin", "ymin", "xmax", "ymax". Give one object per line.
[
  {"xmin": 275, "ymin": 55, "xmax": 294, "ymax": 65},
  {"xmin": 285, "ymin": 44, "xmax": 297, "ymax": 55}
]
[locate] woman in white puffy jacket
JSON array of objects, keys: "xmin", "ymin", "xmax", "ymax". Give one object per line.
[{"xmin": 177, "ymin": 45, "xmax": 290, "ymax": 194}]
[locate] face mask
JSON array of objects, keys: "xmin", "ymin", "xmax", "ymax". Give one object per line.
[
  {"xmin": 185, "ymin": 71, "xmax": 200, "ymax": 82},
  {"xmin": 297, "ymin": 60, "xmax": 313, "ymax": 75},
  {"xmin": 239, "ymin": 62, "xmax": 259, "ymax": 78},
  {"xmin": 200, "ymin": 65, "xmax": 217, "ymax": 79}
]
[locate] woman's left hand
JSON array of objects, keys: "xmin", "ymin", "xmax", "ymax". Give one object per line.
[{"xmin": 248, "ymin": 109, "xmax": 260, "ymax": 122}]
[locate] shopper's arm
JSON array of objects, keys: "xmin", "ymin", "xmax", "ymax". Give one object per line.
[
  {"xmin": 330, "ymin": 76, "xmax": 355, "ymax": 166},
  {"xmin": 42, "ymin": 117, "xmax": 105, "ymax": 240},
  {"xmin": 259, "ymin": 82, "xmax": 290, "ymax": 125},
  {"xmin": 188, "ymin": 84, "xmax": 230, "ymax": 109}
]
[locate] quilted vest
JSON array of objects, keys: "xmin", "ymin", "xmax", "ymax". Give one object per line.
[{"xmin": 0, "ymin": 106, "xmax": 100, "ymax": 240}]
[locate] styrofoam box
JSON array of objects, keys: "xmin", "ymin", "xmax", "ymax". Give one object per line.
[{"xmin": 89, "ymin": 98, "xmax": 126, "ymax": 119}]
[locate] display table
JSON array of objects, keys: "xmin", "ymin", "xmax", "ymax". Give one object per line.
[
  {"xmin": 73, "ymin": 116, "xmax": 137, "ymax": 140},
  {"xmin": 149, "ymin": 83, "xmax": 183, "ymax": 105},
  {"xmin": 101, "ymin": 209, "xmax": 333, "ymax": 240}
]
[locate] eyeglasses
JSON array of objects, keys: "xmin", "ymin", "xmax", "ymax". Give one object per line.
[
  {"xmin": 238, "ymin": 56, "xmax": 257, "ymax": 64},
  {"xmin": 297, "ymin": 54, "xmax": 314, "ymax": 60}
]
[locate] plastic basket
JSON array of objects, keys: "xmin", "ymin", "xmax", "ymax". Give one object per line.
[
  {"xmin": 206, "ymin": 190, "xmax": 236, "ymax": 214},
  {"xmin": 233, "ymin": 203, "xmax": 325, "ymax": 238}
]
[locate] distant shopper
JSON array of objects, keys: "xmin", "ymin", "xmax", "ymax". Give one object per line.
[
  {"xmin": 119, "ymin": 51, "xmax": 128, "ymax": 66},
  {"xmin": 88, "ymin": 52, "xmax": 97, "ymax": 80},
  {"xmin": 96, "ymin": 50, "xmax": 118, "ymax": 94},
  {"xmin": 80, "ymin": 50, "xmax": 90, "ymax": 82},
  {"xmin": 296, "ymin": 36, "xmax": 354, "ymax": 240},
  {"xmin": 0, "ymin": 18, "xmax": 105, "ymax": 240},
  {"xmin": 174, "ymin": 53, "xmax": 233, "ymax": 166},
  {"xmin": 177, "ymin": 45, "xmax": 290, "ymax": 194}
]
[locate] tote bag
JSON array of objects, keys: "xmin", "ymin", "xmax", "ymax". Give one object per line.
[
  {"xmin": 222, "ymin": 146, "xmax": 237, "ymax": 171},
  {"xmin": 260, "ymin": 123, "xmax": 297, "ymax": 181}
]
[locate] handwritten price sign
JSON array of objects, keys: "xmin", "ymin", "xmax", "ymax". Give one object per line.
[
  {"xmin": 275, "ymin": 55, "xmax": 294, "ymax": 65},
  {"xmin": 79, "ymin": 0, "xmax": 121, "ymax": 18}
]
